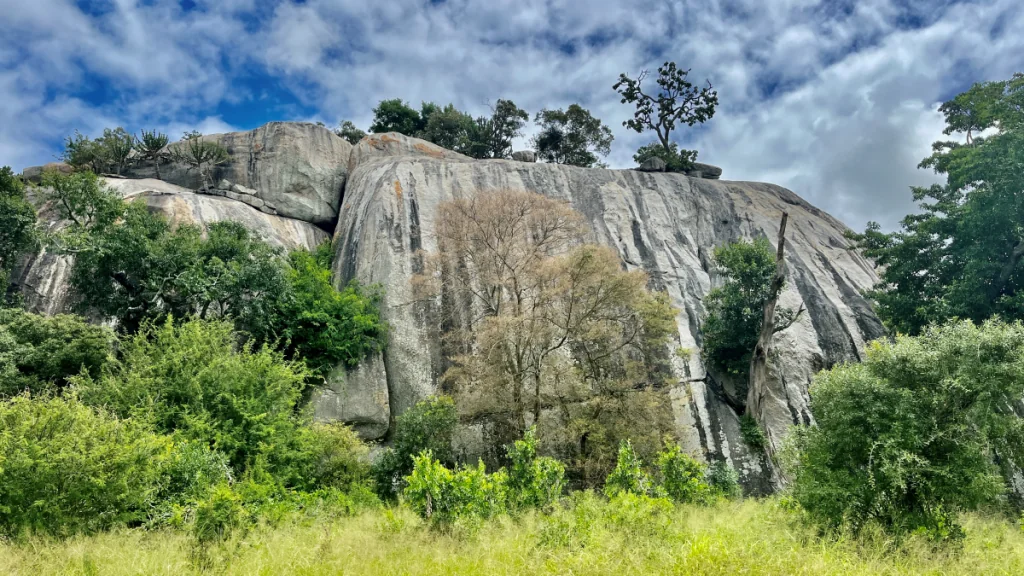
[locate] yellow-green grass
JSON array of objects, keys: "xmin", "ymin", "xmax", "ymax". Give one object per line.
[{"xmin": 2, "ymin": 499, "xmax": 1022, "ymax": 575}]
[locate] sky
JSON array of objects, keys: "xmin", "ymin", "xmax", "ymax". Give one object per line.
[{"xmin": 1, "ymin": 0, "xmax": 1021, "ymax": 231}]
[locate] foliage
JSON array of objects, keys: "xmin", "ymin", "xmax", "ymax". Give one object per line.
[
  {"xmin": 156, "ymin": 441, "xmax": 233, "ymax": 508},
  {"xmin": 169, "ymin": 131, "xmax": 230, "ymax": 192},
  {"xmin": 614, "ymin": 61, "xmax": 718, "ymax": 166},
  {"xmin": 0, "ymin": 166, "xmax": 37, "ymax": 294},
  {"xmin": 740, "ymin": 414, "xmax": 767, "ymax": 451},
  {"xmin": 97, "ymin": 128, "xmax": 136, "ymax": 175},
  {"xmin": 633, "ymin": 141, "xmax": 697, "ymax": 172},
  {"xmin": 701, "ymin": 237, "xmax": 796, "ymax": 383},
  {"xmin": 705, "ymin": 460, "xmax": 742, "ymax": 500},
  {"xmin": 191, "ymin": 483, "xmax": 249, "ymax": 545},
  {"xmin": 604, "ymin": 440, "xmax": 659, "ymax": 497},
  {"xmin": 0, "ymin": 309, "xmax": 113, "ymax": 397},
  {"xmin": 657, "ymin": 442, "xmax": 713, "ymax": 504},
  {"xmin": 403, "ymin": 451, "xmax": 507, "ymax": 532},
  {"xmin": 848, "ymin": 73, "xmax": 1024, "ymax": 334},
  {"xmin": 505, "ymin": 426, "xmax": 566, "ymax": 511},
  {"xmin": 531, "ymin": 104, "xmax": 614, "ymax": 167},
  {"xmin": 61, "ymin": 130, "xmax": 107, "ymax": 173},
  {"xmin": 275, "ymin": 245, "xmax": 385, "ymax": 377},
  {"xmin": 372, "ymin": 395, "xmax": 459, "ymax": 499},
  {"xmin": 369, "ymin": 99, "xmax": 424, "ymax": 135},
  {"xmin": 0, "ymin": 394, "xmax": 169, "ymax": 537},
  {"xmin": 134, "ymin": 129, "xmax": 170, "ymax": 180},
  {"xmin": 479, "ymin": 99, "xmax": 529, "ymax": 159},
  {"xmin": 75, "ymin": 317, "xmax": 310, "ymax": 478},
  {"xmin": 335, "ymin": 120, "xmax": 367, "ymax": 145},
  {"xmin": 288, "ymin": 422, "xmax": 371, "ymax": 493},
  {"xmin": 419, "ymin": 103, "xmax": 479, "ymax": 155},
  {"xmin": 790, "ymin": 319, "xmax": 1024, "ymax": 539}
]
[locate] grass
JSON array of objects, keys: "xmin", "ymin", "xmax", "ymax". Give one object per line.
[{"xmin": 1, "ymin": 498, "xmax": 1023, "ymax": 575}]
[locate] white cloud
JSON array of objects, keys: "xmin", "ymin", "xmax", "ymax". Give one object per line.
[{"xmin": 1, "ymin": 0, "xmax": 1021, "ymax": 230}]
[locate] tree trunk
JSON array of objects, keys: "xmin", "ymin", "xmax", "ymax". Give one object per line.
[{"xmin": 746, "ymin": 212, "xmax": 790, "ymax": 483}]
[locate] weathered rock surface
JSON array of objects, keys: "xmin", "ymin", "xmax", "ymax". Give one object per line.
[
  {"xmin": 687, "ymin": 162, "xmax": 723, "ymax": 179},
  {"xmin": 21, "ymin": 162, "xmax": 73, "ymax": 183},
  {"xmin": 331, "ymin": 133, "xmax": 883, "ymax": 492},
  {"xmin": 127, "ymin": 122, "xmax": 350, "ymax": 226},
  {"xmin": 312, "ymin": 354, "xmax": 391, "ymax": 440},
  {"xmin": 639, "ymin": 157, "xmax": 667, "ymax": 172},
  {"xmin": 511, "ymin": 150, "xmax": 537, "ymax": 162},
  {"xmin": 12, "ymin": 178, "xmax": 329, "ymax": 316}
]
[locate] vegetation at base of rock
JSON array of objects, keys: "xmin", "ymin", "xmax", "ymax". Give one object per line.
[
  {"xmin": 372, "ymin": 395, "xmax": 459, "ymax": 500},
  {"xmin": 0, "ymin": 308, "xmax": 113, "ymax": 397},
  {"xmin": 849, "ymin": 72, "xmax": 1024, "ymax": 334},
  {"xmin": 614, "ymin": 61, "xmax": 718, "ymax": 171},
  {"xmin": 701, "ymin": 237, "xmax": 798, "ymax": 384},
  {"xmin": 0, "ymin": 166, "xmax": 37, "ymax": 296},
  {"xmin": 789, "ymin": 319, "xmax": 1024, "ymax": 539},
  {"xmin": 633, "ymin": 141, "xmax": 697, "ymax": 172},
  {"xmin": 531, "ymin": 104, "xmax": 614, "ymax": 167}
]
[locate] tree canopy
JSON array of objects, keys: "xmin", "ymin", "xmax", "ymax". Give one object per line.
[
  {"xmin": 849, "ymin": 73, "xmax": 1024, "ymax": 334},
  {"xmin": 531, "ymin": 104, "xmax": 614, "ymax": 167},
  {"xmin": 0, "ymin": 167, "xmax": 37, "ymax": 295}
]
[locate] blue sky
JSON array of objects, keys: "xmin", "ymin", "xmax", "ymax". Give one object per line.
[{"xmin": 1, "ymin": 0, "xmax": 1022, "ymax": 230}]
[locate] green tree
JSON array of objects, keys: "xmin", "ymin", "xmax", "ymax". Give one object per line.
[
  {"xmin": 369, "ymin": 99, "xmax": 423, "ymax": 135},
  {"xmin": 614, "ymin": 62, "xmax": 718, "ymax": 171},
  {"xmin": 633, "ymin": 142, "xmax": 697, "ymax": 172},
  {"xmin": 169, "ymin": 131, "xmax": 230, "ymax": 192},
  {"xmin": 61, "ymin": 131, "xmax": 107, "ymax": 173},
  {"xmin": 0, "ymin": 167, "xmax": 37, "ymax": 294},
  {"xmin": 790, "ymin": 319, "xmax": 1024, "ymax": 539},
  {"xmin": 335, "ymin": 120, "xmax": 367, "ymax": 145},
  {"xmin": 531, "ymin": 104, "xmax": 614, "ymax": 167},
  {"xmin": 0, "ymin": 394, "xmax": 169, "ymax": 537},
  {"xmin": 0, "ymin": 309, "xmax": 113, "ymax": 397},
  {"xmin": 420, "ymin": 103, "xmax": 478, "ymax": 154},
  {"xmin": 96, "ymin": 127, "xmax": 135, "ymax": 176},
  {"xmin": 372, "ymin": 395, "xmax": 459, "ymax": 499},
  {"xmin": 849, "ymin": 73, "xmax": 1024, "ymax": 334},
  {"xmin": 479, "ymin": 99, "xmax": 529, "ymax": 159},
  {"xmin": 134, "ymin": 129, "xmax": 170, "ymax": 180}
]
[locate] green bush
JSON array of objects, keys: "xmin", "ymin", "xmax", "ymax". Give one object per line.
[
  {"xmin": 537, "ymin": 491, "xmax": 601, "ymax": 549},
  {"xmin": 604, "ymin": 440, "xmax": 660, "ymax": 497},
  {"xmin": 604, "ymin": 491, "xmax": 675, "ymax": 538},
  {"xmin": 740, "ymin": 414, "xmax": 767, "ymax": 451},
  {"xmin": 705, "ymin": 460, "xmax": 742, "ymax": 499},
  {"xmin": 75, "ymin": 317, "xmax": 309, "ymax": 479},
  {"xmin": 403, "ymin": 451, "xmax": 507, "ymax": 532},
  {"xmin": 0, "ymin": 394, "xmax": 169, "ymax": 537},
  {"xmin": 156, "ymin": 441, "xmax": 232, "ymax": 508},
  {"xmin": 791, "ymin": 319, "xmax": 1024, "ymax": 539},
  {"xmin": 191, "ymin": 483, "xmax": 248, "ymax": 545},
  {"xmin": 0, "ymin": 166, "xmax": 37, "ymax": 295},
  {"xmin": 373, "ymin": 395, "xmax": 459, "ymax": 499},
  {"xmin": 288, "ymin": 422, "xmax": 371, "ymax": 492},
  {"xmin": 657, "ymin": 443, "xmax": 713, "ymax": 504},
  {"xmin": 505, "ymin": 427, "xmax": 566, "ymax": 511},
  {"xmin": 633, "ymin": 142, "xmax": 697, "ymax": 172},
  {"xmin": 0, "ymin": 309, "xmax": 113, "ymax": 397}
]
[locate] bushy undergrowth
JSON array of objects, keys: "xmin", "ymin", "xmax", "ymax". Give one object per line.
[{"xmin": 373, "ymin": 395, "xmax": 459, "ymax": 500}]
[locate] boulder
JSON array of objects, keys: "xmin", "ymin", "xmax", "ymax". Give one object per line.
[
  {"xmin": 21, "ymin": 162, "xmax": 72, "ymax": 183},
  {"xmin": 511, "ymin": 150, "xmax": 537, "ymax": 162},
  {"xmin": 312, "ymin": 353, "xmax": 390, "ymax": 440},
  {"xmin": 347, "ymin": 132, "xmax": 471, "ymax": 174},
  {"xmin": 638, "ymin": 157, "xmax": 667, "ymax": 172},
  {"xmin": 687, "ymin": 162, "xmax": 723, "ymax": 180},
  {"xmin": 330, "ymin": 134, "xmax": 884, "ymax": 493},
  {"xmin": 11, "ymin": 178, "xmax": 328, "ymax": 316},
  {"xmin": 127, "ymin": 122, "xmax": 351, "ymax": 226}
]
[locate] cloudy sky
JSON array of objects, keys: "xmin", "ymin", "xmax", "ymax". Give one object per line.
[{"xmin": 1, "ymin": 0, "xmax": 1021, "ymax": 230}]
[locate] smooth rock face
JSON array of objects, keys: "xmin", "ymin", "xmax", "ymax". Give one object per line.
[
  {"xmin": 127, "ymin": 122, "xmax": 351, "ymax": 226},
  {"xmin": 312, "ymin": 353, "xmax": 391, "ymax": 440},
  {"xmin": 21, "ymin": 163, "xmax": 73, "ymax": 183},
  {"xmin": 511, "ymin": 150, "xmax": 537, "ymax": 162},
  {"xmin": 12, "ymin": 178, "xmax": 329, "ymax": 316},
  {"xmin": 331, "ymin": 134, "xmax": 883, "ymax": 492},
  {"xmin": 639, "ymin": 157, "xmax": 667, "ymax": 172}
]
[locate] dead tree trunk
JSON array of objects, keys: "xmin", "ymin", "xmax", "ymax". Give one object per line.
[{"xmin": 746, "ymin": 212, "xmax": 790, "ymax": 481}]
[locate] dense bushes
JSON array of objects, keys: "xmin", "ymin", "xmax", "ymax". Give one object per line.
[
  {"xmin": 0, "ymin": 394, "xmax": 169, "ymax": 537},
  {"xmin": 790, "ymin": 319, "xmax": 1024, "ymax": 539},
  {"xmin": 373, "ymin": 395, "xmax": 459, "ymax": 500}
]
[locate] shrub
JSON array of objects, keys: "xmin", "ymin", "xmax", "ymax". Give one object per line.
[
  {"xmin": 604, "ymin": 440, "xmax": 659, "ymax": 497},
  {"xmin": 0, "ymin": 166, "xmax": 36, "ymax": 295},
  {"xmin": 505, "ymin": 426, "xmax": 566, "ymax": 511},
  {"xmin": 75, "ymin": 317, "xmax": 309, "ymax": 479},
  {"xmin": 0, "ymin": 309, "xmax": 113, "ymax": 397},
  {"xmin": 740, "ymin": 414, "xmax": 767, "ymax": 451},
  {"xmin": 156, "ymin": 441, "xmax": 233, "ymax": 508},
  {"xmin": 604, "ymin": 491, "xmax": 675, "ymax": 539},
  {"xmin": 372, "ymin": 395, "xmax": 459, "ymax": 499},
  {"xmin": 791, "ymin": 319, "xmax": 1024, "ymax": 539},
  {"xmin": 0, "ymin": 394, "xmax": 169, "ymax": 537},
  {"xmin": 705, "ymin": 460, "xmax": 742, "ymax": 499},
  {"xmin": 191, "ymin": 483, "xmax": 248, "ymax": 545},
  {"xmin": 657, "ymin": 443, "xmax": 713, "ymax": 504},
  {"xmin": 288, "ymin": 422, "xmax": 371, "ymax": 492},
  {"xmin": 403, "ymin": 451, "xmax": 507, "ymax": 532},
  {"xmin": 537, "ymin": 491, "xmax": 601, "ymax": 549}
]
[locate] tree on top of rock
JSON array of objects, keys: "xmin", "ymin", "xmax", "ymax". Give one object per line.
[
  {"xmin": 369, "ymin": 99, "xmax": 423, "ymax": 136},
  {"xmin": 134, "ymin": 130, "xmax": 169, "ymax": 180},
  {"xmin": 477, "ymin": 99, "xmax": 529, "ymax": 159},
  {"xmin": 614, "ymin": 62, "xmax": 718, "ymax": 172},
  {"xmin": 335, "ymin": 120, "xmax": 367, "ymax": 145},
  {"xmin": 531, "ymin": 104, "xmax": 614, "ymax": 168},
  {"xmin": 169, "ymin": 131, "xmax": 230, "ymax": 193}
]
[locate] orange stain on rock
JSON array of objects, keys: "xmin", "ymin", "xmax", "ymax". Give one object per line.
[{"xmin": 394, "ymin": 180, "xmax": 403, "ymax": 199}]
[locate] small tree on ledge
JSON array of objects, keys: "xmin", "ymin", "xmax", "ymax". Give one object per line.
[{"xmin": 170, "ymin": 131, "xmax": 229, "ymax": 193}]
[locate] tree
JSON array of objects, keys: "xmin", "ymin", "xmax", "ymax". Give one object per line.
[
  {"xmin": 372, "ymin": 395, "xmax": 459, "ymax": 500},
  {"xmin": 479, "ymin": 99, "xmax": 529, "ymax": 159},
  {"xmin": 531, "ymin": 104, "xmax": 614, "ymax": 168},
  {"xmin": 134, "ymin": 129, "xmax": 169, "ymax": 180},
  {"xmin": 0, "ymin": 167, "xmax": 36, "ymax": 294},
  {"xmin": 633, "ymin": 142, "xmax": 697, "ymax": 172},
  {"xmin": 369, "ymin": 99, "xmax": 423, "ymax": 135},
  {"xmin": 420, "ymin": 103, "xmax": 478, "ymax": 154},
  {"xmin": 169, "ymin": 131, "xmax": 230, "ymax": 193},
  {"xmin": 61, "ymin": 131, "xmax": 107, "ymax": 173},
  {"xmin": 614, "ymin": 62, "xmax": 718, "ymax": 171},
  {"xmin": 790, "ymin": 319, "xmax": 1024, "ymax": 539},
  {"xmin": 423, "ymin": 190, "xmax": 676, "ymax": 473},
  {"xmin": 96, "ymin": 127, "xmax": 135, "ymax": 176},
  {"xmin": 335, "ymin": 120, "xmax": 367, "ymax": 145},
  {"xmin": 848, "ymin": 73, "xmax": 1024, "ymax": 334}
]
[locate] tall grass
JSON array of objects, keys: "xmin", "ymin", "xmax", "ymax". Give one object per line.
[{"xmin": 1, "ymin": 498, "xmax": 1022, "ymax": 575}]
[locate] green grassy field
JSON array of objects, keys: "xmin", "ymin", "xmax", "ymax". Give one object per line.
[{"xmin": 2, "ymin": 498, "xmax": 1022, "ymax": 575}]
